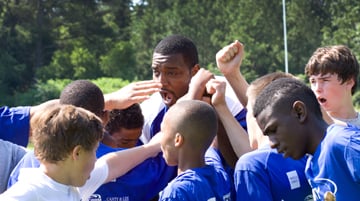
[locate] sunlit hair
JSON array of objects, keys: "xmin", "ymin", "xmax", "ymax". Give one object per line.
[
  {"xmin": 305, "ymin": 45, "xmax": 359, "ymax": 94},
  {"xmin": 106, "ymin": 103, "xmax": 144, "ymax": 134},
  {"xmin": 253, "ymin": 78, "xmax": 322, "ymax": 119},
  {"xmin": 247, "ymin": 72, "xmax": 295, "ymax": 106},
  {"xmin": 154, "ymin": 34, "xmax": 199, "ymax": 69},
  {"xmin": 32, "ymin": 104, "xmax": 104, "ymax": 163}
]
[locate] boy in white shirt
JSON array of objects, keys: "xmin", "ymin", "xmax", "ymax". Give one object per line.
[{"xmin": 0, "ymin": 104, "xmax": 161, "ymax": 201}]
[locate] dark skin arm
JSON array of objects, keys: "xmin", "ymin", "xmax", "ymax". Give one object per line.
[
  {"xmin": 215, "ymin": 120, "xmax": 238, "ymax": 168},
  {"xmin": 180, "ymin": 69, "xmax": 242, "ymax": 168}
]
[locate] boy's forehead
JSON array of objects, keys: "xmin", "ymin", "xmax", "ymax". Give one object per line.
[
  {"xmin": 255, "ymin": 106, "xmax": 272, "ymax": 127},
  {"xmin": 309, "ymin": 71, "xmax": 342, "ymax": 80},
  {"xmin": 310, "ymin": 72, "xmax": 336, "ymax": 78},
  {"xmin": 257, "ymin": 102, "xmax": 286, "ymax": 123}
]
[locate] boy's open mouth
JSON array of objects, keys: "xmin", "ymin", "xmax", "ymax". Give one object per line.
[{"xmin": 318, "ymin": 97, "xmax": 327, "ymax": 104}]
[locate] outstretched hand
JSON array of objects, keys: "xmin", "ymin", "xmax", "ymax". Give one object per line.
[{"xmin": 104, "ymin": 80, "xmax": 162, "ymax": 110}]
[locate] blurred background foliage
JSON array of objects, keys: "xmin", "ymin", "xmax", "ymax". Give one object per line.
[{"xmin": 0, "ymin": 0, "xmax": 359, "ymax": 106}]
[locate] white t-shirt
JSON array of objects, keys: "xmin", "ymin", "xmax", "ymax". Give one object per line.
[
  {"xmin": 334, "ymin": 111, "xmax": 360, "ymax": 129},
  {"xmin": 0, "ymin": 159, "xmax": 108, "ymax": 201}
]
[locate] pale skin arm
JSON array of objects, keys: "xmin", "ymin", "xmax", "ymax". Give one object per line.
[
  {"xmin": 216, "ymin": 40, "xmax": 249, "ymax": 106},
  {"xmin": 207, "ymin": 79, "xmax": 251, "ymax": 157},
  {"xmin": 100, "ymin": 132, "xmax": 162, "ymax": 183},
  {"xmin": 104, "ymin": 80, "xmax": 162, "ymax": 110}
]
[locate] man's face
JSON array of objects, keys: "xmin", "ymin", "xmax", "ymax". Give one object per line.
[
  {"xmin": 256, "ymin": 105, "xmax": 307, "ymax": 160},
  {"xmin": 152, "ymin": 53, "xmax": 194, "ymax": 107},
  {"xmin": 309, "ymin": 73, "xmax": 353, "ymax": 115}
]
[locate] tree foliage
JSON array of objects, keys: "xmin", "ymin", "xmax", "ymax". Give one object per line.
[{"xmin": 0, "ymin": 0, "xmax": 359, "ymax": 106}]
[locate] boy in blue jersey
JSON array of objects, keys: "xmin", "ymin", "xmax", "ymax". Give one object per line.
[
  {"xmin": 91, "ymin": 103, "xmax": 172, "ymax": 201},
  {"xmin": 104, "ymin": 103, "xmax": 144, "ymax": 149},
  {"xmin": 214, "ymin": 40, "xmax": 313, "ymax": 200},
  {"xmin": 159, "ymin": 100, "xmax": 233, "ymax": 200},
  {"xmin": 208, "ymin": 73, "xmax": 313, "ymax": 201},
  {"xmin": 253, "ymin": 77, "xmax": 360, "ymax": 201}
]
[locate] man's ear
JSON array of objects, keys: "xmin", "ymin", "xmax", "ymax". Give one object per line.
[
  {"xmin": 174, "ymin": 133, "xmax": 184, "ymax": 147},
  {"xmin": 191, "ymin": 64, "xmax": 200, "ymax": 77},
  {"xmin": 292, "ymin": 101, "xmax": 307, "ymax": 122},
  {"xmin": 72, "ymin": 145, "xmax": 82, "ymax": 160}
]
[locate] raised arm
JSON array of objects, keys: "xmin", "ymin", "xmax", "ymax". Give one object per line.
[
  {"xmin": 216, "ymin": 40, "xmax": 249, "ymax": 106},
  {"xmin": 207, "ymin": 79, "xmax": 251, "ymax": 158}
]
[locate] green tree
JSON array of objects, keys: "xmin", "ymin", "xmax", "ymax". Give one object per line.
[{"xmin": 100, "ymin": 41, "xmax": 136, "ymax": 80}]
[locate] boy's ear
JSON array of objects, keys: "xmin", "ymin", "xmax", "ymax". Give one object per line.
[
  {"xmin": 345, "ymin": 78, "xmax": 355, "ymax": 90},
  {"xmin": 72, "ymin": 145, "xmax": 82, "ymax": 160},
  {"xmin": 174, "ymin": 133, "xmax": 184, "ymax": 147},
  {"xmin": 292, "ymin": 101, "xmax": 307, "ymax": 123}
]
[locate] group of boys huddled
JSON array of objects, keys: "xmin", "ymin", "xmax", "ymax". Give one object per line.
[{"xmin": 0, "ymin": 34, "xmax": 359, "ymax": 201}]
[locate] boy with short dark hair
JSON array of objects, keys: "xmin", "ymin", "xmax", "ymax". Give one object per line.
[
  {"xmin": 105, "ymin": 103, "xmax": 144, "ymax": 148},
  {"xmin": 253, "ymin": 77, "xmax": 360, "ymax": 201},
  {"xmin": 159, "ymin": 100, "xmax": 233, "ymax": 200},
  {"xmin": 215, "ymin": 41, "xmax": 312, "ymax": 200}
]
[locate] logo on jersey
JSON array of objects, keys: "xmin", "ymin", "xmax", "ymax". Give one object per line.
[
  {"xmin": 309, "ymin": 178, "xmax": 337, "ymax": 201},
  {"xmin": 88, "ymin": 194, "xmax": 102, "ymax": 201}
]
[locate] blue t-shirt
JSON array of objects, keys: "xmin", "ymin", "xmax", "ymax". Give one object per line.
[
  {"xmin": 159, "ymin": 147, "xmax": 233, "ymax": 201},
  {"xmin": 0, "ymin": 106, "xmax": 31, "ymax": 147},
  {"xmin": 234, "ymin": 145, "xmax": 312, "ymax": 201},
  {"xmin": 88, "ymin": 143, "xmax": 176, "ymax": 201},
  {"xmin": 306, "ymin": 124, "xmax": 360, "ymax": 201}
]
